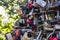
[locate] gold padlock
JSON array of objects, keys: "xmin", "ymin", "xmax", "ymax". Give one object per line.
[{"xmin": 16, "ymin": 9, "xmax": 22, "ymax": 15}]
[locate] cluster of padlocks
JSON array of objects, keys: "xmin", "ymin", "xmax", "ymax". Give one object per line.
[{"xmin": 5, "ymin": 0, "xmax": 60, "ymax": 40}]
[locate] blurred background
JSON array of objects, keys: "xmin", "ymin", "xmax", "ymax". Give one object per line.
[{"xmin": 0, "ymin": 0, "xmax": 25, "ymax": 40}]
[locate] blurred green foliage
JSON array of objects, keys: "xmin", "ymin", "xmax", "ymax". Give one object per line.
[{"xmin": 0, "ymin": 0, "xmax": 25, "ymax": 40}]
